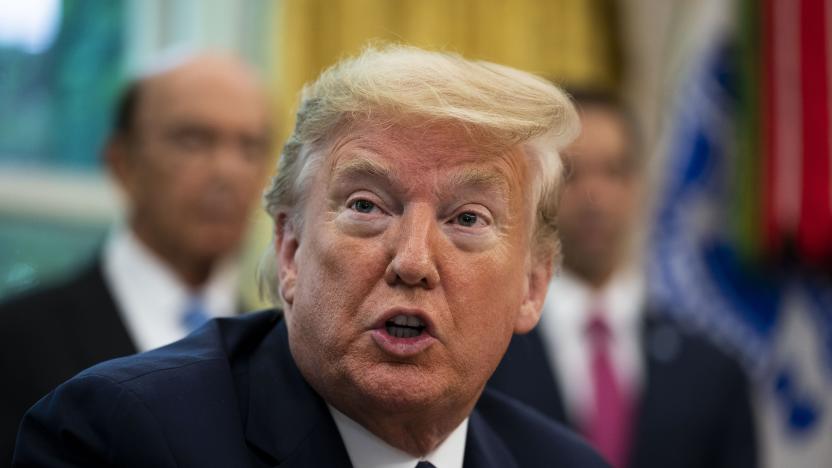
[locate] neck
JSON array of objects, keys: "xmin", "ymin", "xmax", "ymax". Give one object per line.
[
  {"xmin": 169, "ymin": 258, "xmax": 214, "ymax": 290},
  {"xmin": 342, "ymin": 402, "xmax": 471, "ymax": 456},
  {"xmin": 320, "ymin": 382, "xmax": 477, "ymax": 457},
  {"xmin": 130, "ymin": 228, "xmax": 215, "ymax": 290},
  {"xmin": 566, "ymin": 263, "xmax": 615, "ymax": 291}
]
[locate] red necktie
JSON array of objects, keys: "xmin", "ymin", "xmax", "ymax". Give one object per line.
[{"xmin": 583, "ymin": 314, "xmax": 633, "ymax": 468}]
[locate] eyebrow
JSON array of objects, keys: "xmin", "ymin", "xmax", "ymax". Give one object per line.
[
  {"xmin": 331, "ymin": 157, "xmax": 392, "ymax": 182},
  {"xmin": 330, "ymin": 155, "xmax": 511, "ymax": 204},
  {"xmin": 441, "ymin": 167, "xmax": 511, "ymax": 206}
]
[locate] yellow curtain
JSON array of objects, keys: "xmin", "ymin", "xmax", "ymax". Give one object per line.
[
  {"xmin": 242, "ymin": 0, "xmax": 621, "ymax": 309},
  {"xmin": 274, "ymin": 0, "xmax": 621, "ymax": 133}
]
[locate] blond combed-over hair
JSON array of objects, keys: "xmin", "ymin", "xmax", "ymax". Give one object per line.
[{"xmin": 260, "ymin": 44, "xmax": 579, "ymax": 303}]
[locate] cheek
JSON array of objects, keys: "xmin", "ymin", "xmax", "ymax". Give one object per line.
[
  {"xmin": 242, "ymin": 171, "xmax": 269, "ymax": 201},
  {"xmin": 129, "ymin": 164, "xmax": 181, "ymax": 221},
  {"xmin": 164, "ymin": 170, "xmax": 224, "ymax": 223},
  {"xmin": 224, "ymin": 160, "xmax": 270, "ymax": 201},
  {"xmin": 555, "ymin": 188, "xmax": 581, "ymax": 219},
  {"xmin": 291, "ymin": 221, "xmax": 389, "ymax": 337},
  {"xmin": 302, "ymin": 228, "xmax": 380, "ymax": 294},
  {"xmin": 444, "ymin": 250, "xmax": 526, "ymax": 345},
  {"xmin": 608, "ymin": 182, "xmax": 640, "ymax": 221},
  {"xmin": 136, "ymin": 157, "xmax": 187, "ymax": 200}
]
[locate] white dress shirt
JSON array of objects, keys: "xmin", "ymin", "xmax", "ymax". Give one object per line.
[
  {"xmin": 329, "ymin": 405, "xmax": 468, "ymax": 468},
  {"xmin": 102, "ymin": 226, "xmax": 240, "ymax": 352},
  {"xmin": 537, "ymin": 268, "xmax": 646, "ymax": 426}
]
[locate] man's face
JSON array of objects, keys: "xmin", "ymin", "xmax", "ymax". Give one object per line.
[
  {"xmin": 277, "ymin": 122, "xmax": 550, "ymax": 417},
  {"xmin": 111, "ymin": 60, "xmax": 271, "ymax": 267},
  {"xmin": 557, "ymin": 105, "xmax": 641, "ymax": 283}
]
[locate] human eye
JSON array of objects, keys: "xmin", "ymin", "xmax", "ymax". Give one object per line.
[
  {"xmin": 350, "ymin": 198, "xmax": 378, "ymax": 214},
  {"xmin": 337, "ymin": 194, "xmax": 390, "ymax": 235},
  {"xmin": 448, "ymin": 207, "xmax": 490, "ymax": 229},
  {"xmin": 169, "ymin": 127, "xmax": 214, "ymax": 152},
  {"xmin": 240, "ymin": 136, "xmax": 269, "ymax": 162},
  {"xmin": 443, "ymin": 204, "xmax": 497, "ymax": 250},
  {"xmin": 456, "ymin": 212, "xmax": 480, "ymax": 227}
]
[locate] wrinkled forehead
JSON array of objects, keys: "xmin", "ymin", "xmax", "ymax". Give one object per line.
[{"xmin": 317, "ymin": 120, "xmax": 532, "ymax": 200}]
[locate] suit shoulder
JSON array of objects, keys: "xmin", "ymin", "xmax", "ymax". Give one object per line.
[
  {"xmin": 0, "ymin": 278, "xmax": 73, "ymax": 322},
  {"xmin": 16, "ymin": 311, "xmax": 282, "ymax": 467},
  {"xmin": 477, "ymin": 388, "xmax": 609, "ymax": 467},
  {"xmin": 0, "ymin": 278, "xmax": 85, "ymax": 350},
  {"xmin": 76, "ymin": 310, "xmax": 281, "ymax": 387},
  {"xmin": 650, "ymin": 315, "xmax": 749, "ymax": 383},
  {"xmin": 0, "ymin": 263, "xmax": 103, "ymax": 330},
  {"xmin": 15, "ymin": 371, "xmax": 179, "ymax": 467}
]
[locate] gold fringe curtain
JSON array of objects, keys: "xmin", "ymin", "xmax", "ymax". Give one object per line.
[{"xmin": 273, "ymin": 0, "xmax": 622, "ymax": 134}]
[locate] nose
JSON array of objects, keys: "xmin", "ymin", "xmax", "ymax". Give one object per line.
[
  {"xmin": 208, "ymin": 140, "xmax": 262, "ymax": 191},
  {"xmin": 213, "ymin": 140, "xmax": 249, "ymax": 172},
  {"xmin": 384, "ymin": 204, "xmax": 440, "ymax": 289}
]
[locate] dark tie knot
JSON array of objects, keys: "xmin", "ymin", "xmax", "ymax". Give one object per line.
[{"xmin": 416, "ymin": 461, "xmax": 437, "ymax": 468}]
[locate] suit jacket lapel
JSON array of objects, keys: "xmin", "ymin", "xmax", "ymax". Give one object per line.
[
  {"xmin": 242, "ymin": 320, "xmax": 351, "ymax": 467},
  {"xmin": 492, "ymin": 329, "xmax": 569, "ymax": 425},
  {"xmin": 463, "ymin": 409, "xmax": 518, "ymax": 468},
  {"xmin": 527, "ymin": 329, "xmax": 570, "ymax": 424},
  {"xmin": 241, "ymin": 320, "xmax": 538, "ymax": 468},
  {"xmin": 62, "ymin": 261, "xmax": 137, "ymax": 364},
  {"xmin": 629, "ymin": 309, "xmax": 684, "ymax": 466}
]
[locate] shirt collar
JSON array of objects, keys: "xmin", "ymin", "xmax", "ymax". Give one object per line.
[
  {"xmin": 538, "ymin": 266, "xmax": 647, "ymax": 422},
  {"xmin": 102, "ymin": 225, "xmax": 241, "ymax": 351},
  {"xmin": 544, "ymin": 266, "xmax": 645, "ymax": 338},
  {"xmin": 328, "ymin": 405, "xmax": 468, "ymax": 468}
]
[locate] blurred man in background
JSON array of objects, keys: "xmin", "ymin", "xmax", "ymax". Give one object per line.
[
  {"xmin": 488, "ymin": 91, "xmax": 757, "ymax": 468},
  {"xmin": 0, "ymin": 52, "xmax": 272, "ymax": 464}
]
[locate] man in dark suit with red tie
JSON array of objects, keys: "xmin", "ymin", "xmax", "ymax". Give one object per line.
[{"xmin": 488, "ymin": 91, "xmax": 758, "ymax": 468}]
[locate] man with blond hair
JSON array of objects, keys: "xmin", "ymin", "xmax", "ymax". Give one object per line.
[{"xmin": 14, "ymin": 45, "xmax": 608, "ymax": 467}]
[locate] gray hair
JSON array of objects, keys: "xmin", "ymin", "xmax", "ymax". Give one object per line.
[{"xmin": 259, "ymin": 44, "xmax": 579, "ymax": 303}]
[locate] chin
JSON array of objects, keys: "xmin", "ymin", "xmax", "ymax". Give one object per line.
[
  {"xmin": 349, "ymin": 363, "xmax": 458, "ymax": 413},
  {"xmin": 192, "ymin": 230, "xmax": 245, "ymax": 257}
]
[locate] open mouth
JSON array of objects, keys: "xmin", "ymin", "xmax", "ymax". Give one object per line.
[{"xmin": 385, "ymin": 314, "xmax": 427, "ymax": 338}]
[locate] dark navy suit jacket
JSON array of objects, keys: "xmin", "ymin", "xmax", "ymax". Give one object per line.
[
  {"xmin": 0, "ymin": 262, "xmax": 136, "ymax": 467},
  {"xmin": 488, "ymin": 310, "xmax": 757, "ymax": 468},
  {"xmin": 14, "ymin": 311, "xmax": 609, "ymax": 467}
]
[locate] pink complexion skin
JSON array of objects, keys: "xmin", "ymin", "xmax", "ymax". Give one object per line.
[
  {"xmin": 276, "ymin": 121, "xmax": 553, "ymax": 456},
  {"xmin": 106, "ymin": 56, "xmax": 272, "ymax": 288},
  {"xmin": 558, "ymin": 105, "xmax": 643, "ymax": 288}
]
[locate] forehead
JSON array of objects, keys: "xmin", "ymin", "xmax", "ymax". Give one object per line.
[
  {"xmin": 566, "ymin": 106, "xmax": 631, "ymax": 164},
  {"xmin": 137, "ymin": 61, "xmax": 268, "ymax": 130},
  {"xmin": 322, "ymin": 121, "xmax": 530, "ymax": 198}
]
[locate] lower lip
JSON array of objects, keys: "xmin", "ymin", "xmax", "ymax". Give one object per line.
[{"xmin": 371, "ymin": 328, "xmax": 436, "ymax": 357}]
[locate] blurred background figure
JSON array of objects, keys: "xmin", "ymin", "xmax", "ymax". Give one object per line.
[
  {"xmin": 0, "ymin": 51, "xmax": 273, "ymax": 464},
  {"xmin": 643, "ymin": 1, "xmax": 832, "ymax": 467},
  {"xmin": 488, "ymin": 92, "xmax": 756, "ymax": 468},
  {"xmin": 1, "ymin": 1, "xmax": 831, "ymax": 467}
]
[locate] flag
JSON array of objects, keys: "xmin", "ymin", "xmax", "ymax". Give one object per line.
[{"xmin": 648, "ymin": 0, "xmax": 832, "ymax": 465}]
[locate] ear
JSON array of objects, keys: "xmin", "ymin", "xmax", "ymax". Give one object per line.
[
  {"xmin": 104, "ymin": 136, "xmax": 136, "ymax": 195},
  {"xmin": 275, "ymin": 212, "xmax": 300, "ymax": 307},
  {"xmin": 514, "ymin": 256, "xmax": 553, "ymax": 334}
]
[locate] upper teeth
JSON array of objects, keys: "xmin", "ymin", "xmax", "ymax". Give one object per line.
[{"xmin": 391, "ymin": 315, "xmax": 424, "ymax": 327}]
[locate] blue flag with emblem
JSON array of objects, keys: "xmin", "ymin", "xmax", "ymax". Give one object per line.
[{"xmin": 647, "ymin": 0, "xmax": 832, "ymax": 465}]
